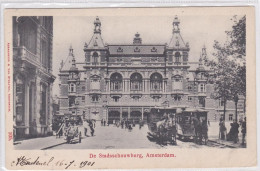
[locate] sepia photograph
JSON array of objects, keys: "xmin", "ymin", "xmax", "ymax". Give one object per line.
[{"xmin": 4, "ymin": 7, "xmax": 256, "ymax": 169}]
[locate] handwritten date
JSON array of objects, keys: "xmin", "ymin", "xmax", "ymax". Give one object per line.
[{"xmin": 11, "ymin": 156, "xmax": 95, "ymax": 169}]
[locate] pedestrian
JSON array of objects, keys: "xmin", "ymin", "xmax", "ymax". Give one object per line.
[
  {"xmin": 83, "ymin": 120, "xmax": 88, "ymax": 137},
  {"xmin": 219, "ymin": 118, "xmax": 226, "ymax": 140},
  {"xmin": 121, "ymin": 120, "xmax": 124, "ymax": 129},
  {"xmin": 92, "ymin": 119, "xmax": 96, "ymax": 128},
  {"xmin": 231, "ymin": 120, "xmax": 240, "ymax": 143},
  {"xmin": 104, "ymin": 120, "xmax": 106, "ymax": 126},
  {"xmin": 101, "ymin": 119, "xmax": 103, "ymax": 126},
  {"xmin": 241, "ymin": 117, "xmax": 246, "ymax": 145},
  {"xmin": 201, "ymin": 119, "xmax": 208, "ymax": 141},
  {"xmin": 89, "ymin": 120, "xmax": 95, "ymax": 136},
  {"xmin": 208, "ymin": 120, "xmax": 210, "ymax": 127},
  {"xmin": 58, "ymin": 122, "xmax": 63, "ymax": 138}
]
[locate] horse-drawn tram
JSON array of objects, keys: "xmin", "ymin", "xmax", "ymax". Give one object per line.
[
  {"xmin": 176, "ymin": 108, "xmax": 208, "ymax": 144},
  {"xmin": 147, "ymin": 107, "xmax": 177, "ymax": 145}
]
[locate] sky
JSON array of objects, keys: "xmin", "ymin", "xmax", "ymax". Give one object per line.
[{"xmin": 52, "ymin": 15, "xmax": 237, "ymax": 96}]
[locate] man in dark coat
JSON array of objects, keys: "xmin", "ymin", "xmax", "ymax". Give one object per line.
[
  {"xmin": 230, "ymin": 120, "xmax": 240, "ymax": 143},
  {"xmin": 219, "ymin": 118, "xmax": 226, "ymax": 140},
  {"xmin": 241, "ymin": 117, "xmax": 246, "ymax": 145}
]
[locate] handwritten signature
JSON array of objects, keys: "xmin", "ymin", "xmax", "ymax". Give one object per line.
[{"xmin": 11, "ymin": 156, "xmax": 95, "ymax": 169}]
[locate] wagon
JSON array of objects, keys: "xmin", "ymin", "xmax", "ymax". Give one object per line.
[
  {"xmin": 65, "ymin": 125, "xmax": 82, "ymax": 144},
  {"xmin": 176, "ymin": 108, "xmax": 208, "ymax": 145}
]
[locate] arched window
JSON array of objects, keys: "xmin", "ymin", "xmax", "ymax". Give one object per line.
[
  {"xmin": 110, "ymin": 73, "xmax": 123, "ymax": 91},
  {"xmin": 69, "ymin": 83, "xmax": 76, "ymax": 93},
  {"xmin": 172, "ymin": 75, "xmax": 183, "ymax": 90},
  {"xmin": 92, "ymin": 52, "xmax": 98, "ymax": 64},
  {"xmin": 175, "ymin": 52, "xmax": 181, "ymax": 63},
  {"xmin": 150, "ymin": 73, "xmax": 163, "ymax": 90},
  {"xmin": 130, "ymin": 73, "xmax": 142, "ymax": 91}
]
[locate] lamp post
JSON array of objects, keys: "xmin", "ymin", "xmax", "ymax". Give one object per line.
[{"xmin": 103, "ymin": 100, "xmax": 108, "ymax": 122}]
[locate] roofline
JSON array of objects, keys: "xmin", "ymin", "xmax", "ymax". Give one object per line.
[{"xmin": 107, "ymin": 44, "xmax": 167, "ymax": 46}]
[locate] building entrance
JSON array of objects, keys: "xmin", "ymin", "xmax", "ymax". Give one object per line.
[{"xmin": 108, "ymin": 111, "xmax": 120, "ymax": 124}]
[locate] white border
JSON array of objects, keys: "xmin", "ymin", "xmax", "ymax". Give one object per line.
[{"xmin": 0, "ymin": 1, "xmax": 259, "ymax": 171}]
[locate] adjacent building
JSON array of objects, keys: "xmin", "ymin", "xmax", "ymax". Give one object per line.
[
  {"xmin": 13, "ymin": 16, "xmax": 55, "ymax": 139},
  {"xmin": 59, "ymin": 16, "xmax": 245, "ymax": 123}
]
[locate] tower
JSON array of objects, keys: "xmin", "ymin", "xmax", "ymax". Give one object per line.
[{"xmin": 84, "ymin": 17, "xmax": 108, "ymax": 120}]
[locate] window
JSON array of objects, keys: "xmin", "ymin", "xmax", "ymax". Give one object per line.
[
  {"xmin": 69, "ymin": 97, "xmax": 75, "ymax": 107},
  {"xmin": 199, "ymin": 97, "xmax": 205, "ymax": 107},
  {"xmin": 82, "ymin": 96, "xmax": 85, "ymax": 102},
  {"xmin": 92, "ymin": 52, "xmax": 98, "ymax": 64},
  {"xmin": 41, "ymin": 40, "xmax": 49, "ymax": 68},
  {"xmin": 199, "ymin": 84, "xmax": 205, "ymax": 93},
  {"xmin": 219, "ymin": 99, "xmax": 225, "ymax": 107},
  {"xmin": 229, "ymin": 114, "xmax": 233, "ymax": 121},
  {"xmin": 20, "ymin": 20, "xmax": 37, "ymax": 54},
  {"xmin": 175, "ymin": 52, "xmax": 181, "ymax": 63},
  {"xmin": 188, "ymin": 85, "xmax": 192, "ymax": 91},
  {"xmin": 188, "ymin": 97, "xmax": 192, "ymax": 101},
  {"xmin": 69, "ymin": 83, "xmax": 76, "ymax": 93},
  {"xmin": 92, "ymin": 95, "xmax": 99, "ymax": 102},
  {"xmin": 150, "ymin": 73, "xmax": 163, "ymax": 91},
  {"xmin": 110, "ymin": 73, "xmax": 123, "ymax": 91},
  {"xmin": 81, "ymin": 86, "xmax": 85, "ymax": 91},
  {"xmin": 130, "ymin": 73, "xmax": 142, "ymax": 91}
]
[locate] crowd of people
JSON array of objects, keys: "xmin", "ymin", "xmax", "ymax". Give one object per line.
[
  {"xmin": 100, "ymin": 118, "xmax": 145, "ymax": 131},
  {"xmin": 219, "ymin": 117, "xmax": 246, "ymax": 145},
  {"xmin": 52, "ymin": 118, "xmax": 96, "ymax": 139}
]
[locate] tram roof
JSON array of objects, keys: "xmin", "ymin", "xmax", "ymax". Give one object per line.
[{"xmin": 177, "ymin": 108, "xmax": 208, "ymax": 113}]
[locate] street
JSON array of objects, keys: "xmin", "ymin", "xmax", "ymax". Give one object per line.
[{"xmin": 14, "ymin": 123, "xmax": 239, "ymax": 150}]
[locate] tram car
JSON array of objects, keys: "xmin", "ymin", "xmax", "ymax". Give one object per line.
[
  {"xmin": 176, "ymin": 108, "xmax": 208, "ymax": 144},
  {"xmin": 147, "ymin": 107, "xmax": 177, "ymax": 145}
]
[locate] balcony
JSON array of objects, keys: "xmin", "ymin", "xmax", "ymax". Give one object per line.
[{"xmin": 13, "ymin": 46, "xmax": 40, "ymax": 67}]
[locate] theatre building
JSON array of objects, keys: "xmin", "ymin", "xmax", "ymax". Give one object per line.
[
  {"xmin": 13, "ymin": 16, "xmax": 55, "ymax": 139},
  {"xmin": 59, "ymin": 16, "xmax": 245, "ymax": 123}
]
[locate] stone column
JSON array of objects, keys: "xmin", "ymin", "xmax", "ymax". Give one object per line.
[
  {"xmin": 24, "ymin": 81, "xmax": 30, "ymax": 135},
  {"xmin": 108, "ymin": 80, "xmax": 110, "ymax": 92},
  {"xmin": 144, "ymin": 80, "xmax": 146, "ymax": 92},
  {"xmin": 48, "ymin": 83, "xmax": 53, "ymax": 133},
  {"xmin": 35, "ymin": 76, "xmax": 42, "ymax": 135}
]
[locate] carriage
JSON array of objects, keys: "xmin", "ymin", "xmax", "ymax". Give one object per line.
[
  {"xmin": 176, "ymin": 108, "xmax": 208, "ymax": 145},
  {"xmin": 147, "ymin": 107, "xmax": 177, "ymax": 145},
  {"xmin": 64, "ymin": 124, "xmax": 82, "ymax": 144}
]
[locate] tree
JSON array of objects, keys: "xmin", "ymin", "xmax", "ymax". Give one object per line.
[{"xmin": 204, "ymin": 15, "xmax": 246, "ymax": 121}]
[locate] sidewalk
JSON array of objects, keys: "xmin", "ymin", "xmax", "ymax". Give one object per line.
[
  {"xmin": 208, "ymin": 121, "xmax": 246, "ymax": 148},
  {"xmin": 14, "ymin": 135, "xmax": 65, "ymax": 150}
]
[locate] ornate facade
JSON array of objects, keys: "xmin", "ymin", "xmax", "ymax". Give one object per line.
[
  {"xmin": 13, "ymin": 16, "xmax": 55, "ymax": 139},
  {"xmin": 59, "ymin": 16, "xmax": 245, "ymax": 123}
]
